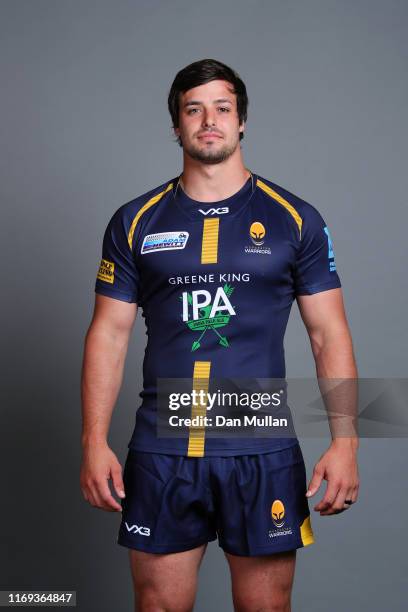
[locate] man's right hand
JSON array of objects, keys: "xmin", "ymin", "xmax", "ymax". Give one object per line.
[{"xmin": 80, "ymin": 441, "xmax": 125, "ymax": 512}]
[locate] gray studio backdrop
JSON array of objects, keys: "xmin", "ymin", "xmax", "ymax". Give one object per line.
[{"xmin": 1, "ymin": 0, "xmax": 407, "ymax": 610}]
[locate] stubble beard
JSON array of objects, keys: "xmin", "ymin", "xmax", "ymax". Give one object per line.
[{"xmin": 182, "ymin": 135, "xmax": 240, "ymax": 165}]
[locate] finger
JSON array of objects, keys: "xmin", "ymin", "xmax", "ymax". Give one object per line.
[
  {"xmin": 96, "ymin": 479, "xmax": 123, "ymax": 512},
  {"xmin": 314, "ymin": 480, "xmax": 341, "ymax": 512},
  {"xmin": 339, "ymin": 488, "xmax": 357, "ymax": 509},
  {"xmin": 323, "ymin": 485, "xmax": 357, "ymax": 515},
  {"xmin": 321, "ymin": 485, "xmax": 349, "ymax": 515},
  {"xmin": 343, "ymin": 488, "xmax": 355, "ymax": 507},
  {"xmin": 110, "ymin": 465, "xmax": 126, "ymax": 499},
  {"xmin": 88, "ymin": 483, "xmax": 106, "ymax": 509},
  {"xmin": 86, "ymin": 487, "xmax": 98, "ymax": 508},
  {"xmin": 306, "ymin": 466, "xmax": 324, "ymax": 498},
  {"xmin": 86, "ymin": 476, "xmax": 121, "ymax": 512},
  {"xmin": 351, "ymin": 483, "xmax": 359, "ymax": 503},
  {"xmin": 81, "ymin": 476, "xmax": 100, "ymax": 507}
]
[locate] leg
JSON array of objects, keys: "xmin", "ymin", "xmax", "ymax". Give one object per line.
[
  {"xmin": 225, "ymin": 549, "xmax": 297, "ymax": 612},
  {"xmin": 129, "ymin": 543, "xmax": 207, "ymax": 612},
  {"xmin": 210, "ymin": 446, "xmax": 313, "ymax": 610}
]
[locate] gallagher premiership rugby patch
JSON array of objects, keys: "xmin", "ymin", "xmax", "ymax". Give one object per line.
[
  {"xmin": 141, "ymin": 231, "xmax": 189, "ymax": 254},
  {"xmin": 97, "ymin": 258, "xmax": 115, "ymax": 283}
]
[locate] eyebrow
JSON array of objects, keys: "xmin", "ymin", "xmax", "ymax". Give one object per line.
[{"xmin": 183, "ymin": 98, "xmax": 233, "ymax": 108}]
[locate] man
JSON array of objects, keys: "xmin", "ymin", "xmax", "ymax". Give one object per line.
[{"xmin": 80, "ymin": 59, "xmax": 359, "ymax": 612}]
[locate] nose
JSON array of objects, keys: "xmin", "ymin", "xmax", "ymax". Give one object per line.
[{"xmin": 202, "ymin": 108, "xmax": 216, "ymax": 128}]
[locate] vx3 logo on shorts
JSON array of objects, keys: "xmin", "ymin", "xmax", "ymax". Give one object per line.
[
  {"xmin": 125, "ymin": 522, "xmax": 151, "ymax": 536},
  {"xmin": 198, "ymin": 207, "xmax": 229, "ymax": 216}
]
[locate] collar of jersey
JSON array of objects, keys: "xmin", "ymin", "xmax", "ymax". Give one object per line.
[{"xmin": 170, "ymin": 170, "xmax": 258, "ymax": 222}]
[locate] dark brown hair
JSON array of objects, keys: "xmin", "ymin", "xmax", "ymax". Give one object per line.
[{"xmin": 168, "ymin": 58, "xmax": 249, "ymax": 146}]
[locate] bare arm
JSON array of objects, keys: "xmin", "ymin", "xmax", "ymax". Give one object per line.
[
  {"xmin": 81, "ymin": 294, "xmax": 137, "ymax": 445},
  {"xmin": 296, "ymin": 287, "xmax": 360, "ymax": 515},
  {"xmin": 80, "ymin": 294, "xmax": 137, "ymax": 512},
  {"xmin": 297, "ymin": 287, "xmax": 357, "ymax": 380}
]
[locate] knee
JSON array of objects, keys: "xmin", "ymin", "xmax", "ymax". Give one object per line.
[
  {"xmin": 136, "ymin": 585, "xmax": 195, "ymax": 612},
  {"xmin": 234, "ymin": 606, "xmax": 290, "ymax": 612},
  {"xmin": 233, "ymin": 594, "xmax": 291, "ymax": 612}
]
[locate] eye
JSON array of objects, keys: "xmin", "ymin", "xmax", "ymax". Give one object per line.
[
  {"xmin": 218, "ymin": 107, "xmax": 230, "ymax": 112},
  {"xmin": 187, "ymin": 108, "xmax": 199, "ymax": 115}
]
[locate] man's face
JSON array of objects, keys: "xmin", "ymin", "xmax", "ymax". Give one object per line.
[{"xmin": 175, "ymin": 79, "xmax": 245, "ymax": 164}]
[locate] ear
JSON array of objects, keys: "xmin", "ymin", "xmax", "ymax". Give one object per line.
[{"xmin": 239, "ymin": 120, "xmax": 245, "ymax": 134}]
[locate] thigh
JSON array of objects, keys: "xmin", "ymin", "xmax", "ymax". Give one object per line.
[
  {"xmin": 129, "ymin": 544, "xmax": 207, "ymax": 612},
  {"xmin": 118, "ymin": 451, "xmax": 217, "ymax": 554},
  {"xmin": 225, "ymin": 549, "xmax": 296, "ymax": 612},
  {"xmin": 212, "ymin": 443, "xmax": 314, "ymax": 556}
]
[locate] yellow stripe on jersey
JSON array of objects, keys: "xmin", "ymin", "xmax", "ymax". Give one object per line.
[
  {"xmin": 300, "ymin": 515, "xmax": 315, "ymax": 546},
  {"xmin": 201, "ymin": 218, "xmax": 220, "ymax": 264},
  {"xmin": 187, "ymin": 219, "xmax": 220, "ymax": 456},
  {"xmin": 257, "ymin": 178, "xmax": 303, "ymax": 240},
  {"xmin": 127, "ymin": 182, "xmax": 174, "ymax": 250},
  {"xmin": 187, "ymin": 361, "xmax": 211, "ymax": 457}
]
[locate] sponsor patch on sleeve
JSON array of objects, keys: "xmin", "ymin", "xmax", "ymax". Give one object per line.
[{"xmin": 97, "ymin": 258, "xmax": 115, "ymax": 283}]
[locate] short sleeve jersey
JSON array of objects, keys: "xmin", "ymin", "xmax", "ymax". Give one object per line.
[{"xmin": 95, "ymin": 172, "xmax": 341, "ymax": 456}]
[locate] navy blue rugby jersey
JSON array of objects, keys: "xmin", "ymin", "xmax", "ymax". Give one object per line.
[{"xmin": 94, "ymin": 171, "xmax": 341, "ymax": 456}]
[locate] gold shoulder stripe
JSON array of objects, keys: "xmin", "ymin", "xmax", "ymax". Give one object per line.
[
  {"xmin": 127, "ymin": 182, "xmax": 173, "ymax": 250},
  {"xmin": 257, "ymin": 178, "xmax": 303, "ymax": 239}
]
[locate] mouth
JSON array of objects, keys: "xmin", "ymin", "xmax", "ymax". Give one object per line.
[{"xmin": 198, "ymin": 133, "xmax": 222, "ymax": 140}]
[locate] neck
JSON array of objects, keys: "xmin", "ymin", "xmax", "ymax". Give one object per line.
[{"xmin": 179, "ymin": 156, "xmax": 251, "ymax": 202}]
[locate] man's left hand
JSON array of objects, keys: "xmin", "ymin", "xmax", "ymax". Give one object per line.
[{"xmin": 306, "ymin": 439, "xmax": 359, "ymax": 516}]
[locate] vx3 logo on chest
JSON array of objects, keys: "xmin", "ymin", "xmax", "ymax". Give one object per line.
[{"xmin": 199, "ymin": 207, "xmax": 229, "ymax": 216}]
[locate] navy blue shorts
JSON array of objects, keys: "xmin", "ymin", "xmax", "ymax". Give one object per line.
[{"xmin": 117, "ymin": 442, "xmax": 314, "ymax": 557}]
